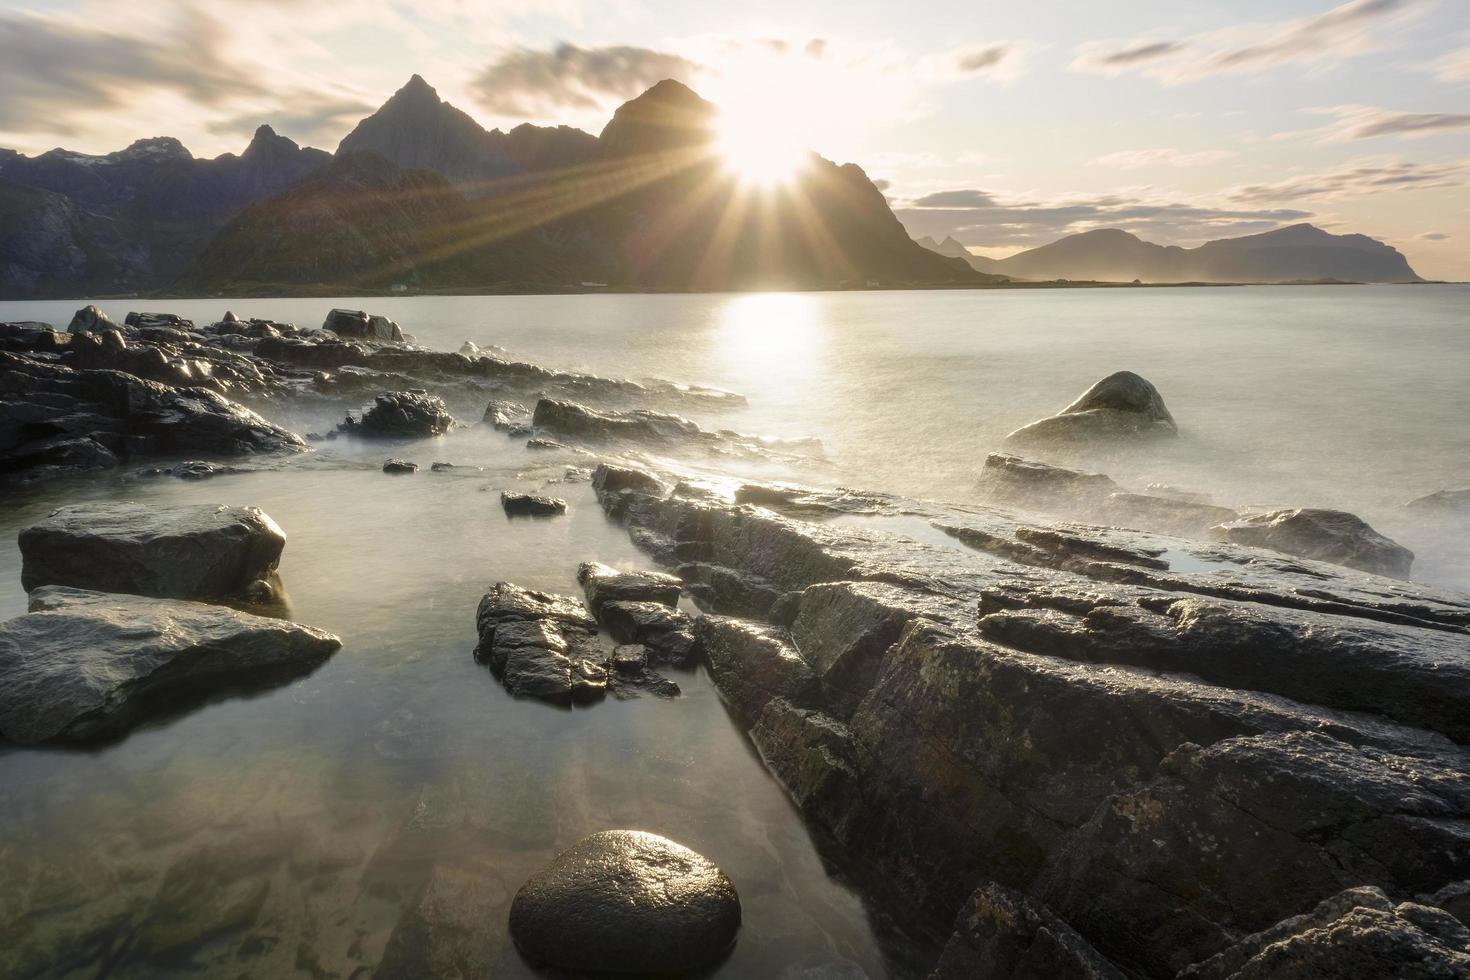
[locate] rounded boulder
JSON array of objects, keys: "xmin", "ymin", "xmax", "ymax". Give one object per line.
[{"xmin": 509, "ymin": 830, "xmax": 740, "ymax": 974}]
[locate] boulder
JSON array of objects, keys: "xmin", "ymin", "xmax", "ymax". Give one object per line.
[
  {"xmin": 125, "ymin": 312, "xmax": 194, "ymax": 331},
  {"xmin": 322, "ymin": 308, "xmax": 403, "ymax": 342},
  {"xmin": 509, "ymin": 830, "xmax": 740, "ymax": 974},
  {"xmin": 0, "ymin": 586, "xmax": 340, "ymax": 744},
  {"xmin": 1004, "ymin": 371, "xmax": 1177, "ymax": 449},
  {"xmin": 342, "ymin": 390, "xmax": 455, "ymax": 439},
  {"xmin": 977, "ymin": 453, "xmax": 1118, "ymax": 510},
  {"xmin": 591, "ymin": 462, "xmax": 668, "ymax": 499},
  {"xmin": 596, "ymin": 600, "xmax": 700, "ymax": 665},
  {"xmin": 500, "ymin": 492, "xmax": 567, "ymax": 517},
  {"xmin": 66, "ymin": 305, "xmax": 119, "ymax": 334},
  {"xmin": 482, "ymin": 399, "xmax": 531, "ymax": 435},
  {"xmin": 1406, "ymin": 488, "xmax": 1470, "ymax": 519},
  {"xmin": 577, "ymin": 561, "xmax": 682, "ymax": 615},
  {"xmin": 19, "ymin": 503, "xmax": 286, "ymax": 600},
  {"xmin": 929, "ymin": 884, "xmax": 1127, "ymax": 980},
  {"xmin": 383, "ymin": 458, "xmax": 418, "ymax": 474},
  {"xmin": 1211, "ymin": 508, "xmax": 1414, "ymax": 578},
  {"xmin": 474, "ymin": 583, "xmax": 602, "ymax": 706},
  {"xmin": 1179, "ymin": 886, "xmax": 1470, "ymax": 980},
  {"xmin": 532, "ymin": 398, "xmax": 701, "ymax": 445}
]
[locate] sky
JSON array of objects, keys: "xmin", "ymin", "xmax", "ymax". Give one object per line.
[{"xmin": 1, "ymin": 0, "xmax": 1467, "ymax": 279}]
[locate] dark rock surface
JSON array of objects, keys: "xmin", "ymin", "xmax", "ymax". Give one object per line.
[
  {"xmin": 589, "ymin": 460, "xmax": 1470, "ymax": 978},
  {"xmin": 500, "ymin": 491, "xmax": 567, "ymax": 517},
  {"xmin": 322, "ymin": 308, "xmax": 403, "ymax": 342},
  {"xmin": 533, "ymin": 398, "xmax": 819, "ymax": 460},
  {"xmin": 1212, "ymin": 507, "xmax": 1415, "ymax": 578},
  {"xmin": 509, "ymin": 830, "xmax": 740, "ymax": 973},
  {"xmin": 576, "ymin": 560, "xmax": 682, "ymax": 615},
  {"xmin": 20, "ymin": 503, "xmax": 287, "ymax": 600},
  {"xmin": 134, "ymin": 460, "xmax": 243, "ymax": 480},
  {"xmin": 929, "ymin": 883, "xmax": 1126, "ymax": 980},
  {"xmin": 0, "ymin": 586, "xmax": 340, "ymax": 744},
  {"xmin": 341, "ymin": 390, "xmax": 455, "ymax": 438},
  {"xmin": 596, "ymin": 600, "xmax": 700, "ymax": 665},
  {"xmin": 1004, "ymin": 371, "xmax": 1178, "ymax": 449},
  {"xmin": 382, "ymin": 458, "xmax": 418, "ymax": 474}
]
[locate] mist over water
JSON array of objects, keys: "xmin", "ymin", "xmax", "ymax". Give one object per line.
[{"xmin": 1, "ymin": 285, "xmax": 1467, "ymax": 977}]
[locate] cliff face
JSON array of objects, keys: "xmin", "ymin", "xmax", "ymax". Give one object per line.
[{"xmin": 917, "ymin": 224, "xmax": 1423, "ymax": 283}]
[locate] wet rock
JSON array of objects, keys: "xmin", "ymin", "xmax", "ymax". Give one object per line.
[
  {"xmin": 1179, "ymin": 885, "xmax": 1470, "ymax": 980},
  {"xmin": 374, "ymin": 866, "xmax": 506, "ymax": 980},
  {"xmin": 509, "ymin": 830, "xmax": 741, "ymax": 974},
  {"xmin": 695, "ymin": 617, "xmax": 817, "ymax": 721},
  {"xmin": 0, "ymin": 586, "xmax": 340, "ymax": 744},
  {"xmin": 977, "ymin": 453, "xmax": 1119, "ymax": 510},
  {"xmin": 750, "ymin": 698, "xmax": 860, "ymax": 817},
  {"xmin": 482, "ymin": 398, "xmax": 531, "ymax": 435},
  {"xmin": 577, "ymin": 560, "xmax": 682, "ymax": 615},
  {"xmin": 1004, "ymin": 371, "xmax": 1178, "ymax": 449},
  {"xmin": 20, "ymin": 502, "xmax": 286, "ymax": 600},
  {"xmin": 500, "ymin": 491, "xmax": 567, "ymax": 517},
  {"xmin": 596, "ymin": 600, "xmax": 700, "ymax": 665},
  {"xmin": 66, "ymin": 305, "xmax": 120, "ymax": 334},
  {"xmin": 929, "ymin": 884, "xmax": 1127, "ymax": 980},
  {"xmin": 68, "ymin": 329, "xmax": 216, "ymax": 389},
  {"xmin": 1212, "ymin": 507, "xmax": 1414, "ymax": 578},
  {"xmin": 134, "ymin": 460, "xmax": 241, "ymax": 480},
  {"xmin": 125, "ymin": 312, "xmax": 194, "ymax": 331},
  {"xmin": 591, "ymin": 462, "xmax": 669, "ymax": 499},
  {"xmin": 534, "ymin": 398, "xmax": 814, "ymax": 459},
  {"xmin": 0, "ymin": 352, "xmax": 303, "ymax": 483},
  {"xmin": 677, "ymin": 562, "xmax": 782, "ymax": 617},
  {"xmin": 322, "ymin": 308, "xmax": 403, "ymax": 342},
  {"xmin": 341, "ymin": 390, "xmax": 455, "ymax": 439},
  {"xmin": 1407, "ymin": 488, "xmax": 1470, "ymax": 518},
  {"xmin": 524, "ymin": 438, "xmax": 563, "ymax": 451},
  {"xmin": 1096, "ymin": 491, "xmax": 1239, "ymax": 537},
  {"xmin": 0, "ymin": 321, "xmax": 69, "ymax": 354},
  {"xmin": 474, "ymin": 583, "xmax": 601, "ymax": 706},
  {"xmin": 383, "ymin": 458, "xmax": 418, "ymax": 474},
  {"xmin": 429, "ymin": 461, "xmax": 454, "ymax": 471},
  {"xmin": 788, "ymin": 581, "xmax": 917, "ymax": 719}
]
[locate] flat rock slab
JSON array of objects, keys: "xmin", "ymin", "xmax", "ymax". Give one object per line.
[
  {"xmin": 509, "ymin": 830, "xmax": 741, "ymax": 974},
  {"xmin": 20, "ymin": 502, "xmax": 286, "ymax": 600},
  {"xmin": 0, "ymin": 586, "xmax": 341, "ymax": 744},
  {"xmin": 577, "ymin": 561, "xmax": 682, "ymax": 615},
  {"xmin": 500, "ymin": 491, "xmax": 567, "ymax": 517}
]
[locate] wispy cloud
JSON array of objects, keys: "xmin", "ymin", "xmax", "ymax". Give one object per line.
[
  {"xmin": 1094, "ymin": 148, "xmax": 1238, "ymax": 169},
  {"xmin": 927, "ymin": 42, "xmax": 1030, "ymax": 83},
  {"xmin": 1417, "ymin": 231, "xmax": 1451, "ymax": 240},
  {"xmin": 1275, "ymin": 104, "xmax": 1470, "ymax": 143},
  {"xmin": 1072, "ymin": 0, "xmax": 1426, "ymax": 84},
  {"xmin": 1228, "ymin": 157, "xmax": 1470, "ymax": 203},
  {"xmin": 471, "ymin": 42, "xmax": 704, "ymax": 117},
  {"xmin": 895, "ymin": 187, "xmax": 1311, "ymax": 248},
  {"xmin": 1433, "ymin": 45, "xmax": 1470, "ymax": 82}
]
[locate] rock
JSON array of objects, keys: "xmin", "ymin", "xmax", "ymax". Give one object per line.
[
  {"xmin": 596, "ymin": 600, "xmax": 700, "ymax": 665},
  {"xmin": 429, "ymin": 461, "xmax": 454, "ymax": 471},
  {"xmin": 509, "ymin": 830, "xmax": 740, "ymax": 974},
  {"xmin": 125, "ymin": 312, "xmax": 195, "ymax": 331},
  {"xmin": 322, "ymin": 308, "xmax": 403, "ymax": 342},
  {"xmin": 591, "ymin": 462, "xmax": 669, "ymax": 499},
  {"xmin": 482, "ymin": 398, "xmax": 531, "ymax": 435},
  {"xmin": 19, "ymin": 503, "xmax": 286, "ymax": 600},
  {"xmin": 222, "ymin": 310, "xmax": 240, "ymax": 323},
  {"xmin": 524, "ymin": 438, "xmax": 563, "ymax": 451},
  {"xmin": 532, "ymin": 398, "xmax": 700, "ymax": 445},
  {"xmin": 474, "ymin": 583, "xmax": 601, "ymax": 706},
  {"xmin": 677, "ymin": 562, "xmax": 782, "ymax": 617},
  {"xmin": 374, "ymin": 866, "xmax": 504, "ymax": 980},
  {"xmin": 0, "ymin": 586, "xmax": 340, "ymax": 743},
  {"xmin": 500, "ymin": 491, "xmax": 567, "ymax": 517},
  {"xmin": 383, "ymin": 458, "xmax": 418, "ymax": 474},
  {"xmin": 1004, "ymin": 371, "xmax": 1178, "ymax": 449},
  {"xmin": 1423, "ymin": 881, "xmax": 1470, "ymax": 927},
  {"xmin": 66, "ymin": 305, "xmax": 119, "ymax": 334},
  {"xmin": 134, "ymin": 460, "xmax": 241, "ymax": 480},
  {"xmin": 977, "ymin": 453, "xmax": 1119, "ymax": 510},
  {"xmin": 929, "ymin": 884, "xmax": 1127, "ymax": 980},
  {"xmin": 1211, "ymin": 508, "xmax": 1414, "ymax": 578},
  {"xmin": 695, "ymin": 616, "xmax": 817, "ymax": 721},
  {"xmin": 341, "ymin": 390, "xmax": 455, "ymax": 439},
  {"xmin": 1406, "ymin": 488, "xmax": 1470, "ymax": 518},
  {"xmin": 1097, "ymin": 491, "xmax": 1239, "ymax": 536},
  {"xmin": 1179, "ymin": 886, "xmax": 1470, "ymax": 980},
  {"xmin": 0, "ymin": 351, "xmax": 303, "ymax": 483},
  {"xmin": 577, "ymin": 560, "xmax": 682, "ymax": 615}
]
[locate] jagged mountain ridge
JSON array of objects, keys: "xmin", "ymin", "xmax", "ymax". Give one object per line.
[
  {"xmin": 918, "ymin": 225, "xmax": 1422, "ymax": 283},
  {"xmin": 188, "ymin": 78, "xmax": 986, "ymax": 292}
]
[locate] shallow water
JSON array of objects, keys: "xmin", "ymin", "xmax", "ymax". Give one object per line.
[{"xmin": 2, "ymin": 286, "xmax": 1468, "ymax": 976}]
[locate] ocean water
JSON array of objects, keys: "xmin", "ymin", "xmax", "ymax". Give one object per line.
[{"xmin": 1, "ymin": 285, "xmax": 1467, "ymax": 977}]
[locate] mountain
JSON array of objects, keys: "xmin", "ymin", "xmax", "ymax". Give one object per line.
[
  {"xmin": 335, "ymin": 74, "xmax": 598, "ymax": 188},
  {"xmin": 917, "ymin": 225, "xmax": 1422, "ymax": 283},
  {"xmin": 915, "ymin": 234, "xmax": 974, "ymax": 262},
  {"xmin": 0, "ymin": 127, "xmax": 330, "ymax": 296},
  {"xmin": 187, "ymin": 78, "xmax": 986, "ymax": 292}
]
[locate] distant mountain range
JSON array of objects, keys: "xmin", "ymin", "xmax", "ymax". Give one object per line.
[
  {"xmin": 916, "ymin": 225, "xmax": 1423, "ymax": 283},
  {"xmin": 0, "ymin": 77, "xmax": 979, "ymax": 297}
]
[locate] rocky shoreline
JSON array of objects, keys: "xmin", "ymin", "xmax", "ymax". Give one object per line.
[{"xmin": 2, "ymin": 305, "xmax": 1468, "ymax": 977}]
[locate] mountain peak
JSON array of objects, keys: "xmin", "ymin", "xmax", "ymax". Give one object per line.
[
  {"xmin": 599, "ymin": 79, "xmax": 717, "ymax": 157},
  {"xmin": 116, "ymin": 137, "xmax": 192, "ymax": 162}
]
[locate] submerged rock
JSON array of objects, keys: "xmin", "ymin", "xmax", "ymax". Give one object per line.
[
  {"xmin": 509, "ymin": 830, "xmax": 740, "ymax": 974},
  {"xmin": 1004, "ymin": 371, "xmax": 1178, "ymax": 449},
  {"xmin": 500, "ymin": 491, "xmax": 567, "ymax": 517},
  {"xmin": 1406, "ymin": 487, "xmax": 1470, "ymax": 519},
  {"xmin": 383, "ymin": 458, "xmax": 418, "ymax": 474},
  {"xmin": 341, "ymin": 390, "xmax": 455, "ymax": 439},
  {"xmin": 322, "ymin": 308, "xmax": 403, "ymax": 342},
  {"xmin": 0, "ymin": 586, "xmax": 340, "ymax": 744},
  {"xmin": 20, "ymin": 503, "xmax": 286, "ymax": 600},
  {"xmin": 977, "ymin": 453, "xmax": 1118, "ymax": 510},
  {"xmin": 134, "ymin": 460, "xmax": 242, "ymax": 480},
  {"xmin": 1212, "ymin": 507, "xmax": 1414, "ymax": 578}
]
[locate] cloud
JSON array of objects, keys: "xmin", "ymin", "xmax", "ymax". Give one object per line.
[
  {"xmin": 1228, "ymin": 158, "xmax": 1470, "ymax": 203},
  {"xmin": 1436, "ymin": 46, "xmax": 1470, "ymax": 81},
  {"xmin": 928, "ymin": 42, "xmax": 1029, "ymax": 83},
  {"xmin": 1094, "ymin": 148, "xmax": 1238, "ymax": 169},
  {"xmin": 205, "ymin": 95, "xmax": 377, "ymax": 148},
  {"xmin": 471, "ymin": 42, "xmax": 704, "ymax": 117},
  {"xmin": 895, "ymin": 187, "xmax": 1312, "ymax": 248},
  {"xmin": 1276, "ymin": 104, "xmax": 1470, "ymax": 143},
  {"xmin": 1072, "ymin": 0, "xmax": 1425, "ymax": 83},
  {"xmin": 0, "ymin": 9, "xmax": 268, "ymax": 135},
  {"xmin": 1417, "ymin": 231, "xmax": 1450, "ymax": 240}
]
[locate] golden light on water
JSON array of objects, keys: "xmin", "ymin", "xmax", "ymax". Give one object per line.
[{"xmin": 714, "ymin": 293, "xmax": 823, "ymax": 372}]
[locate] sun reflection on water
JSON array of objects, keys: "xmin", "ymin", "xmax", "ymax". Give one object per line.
[{"xmin": 713, "ymin": 293, "xmax": 824, "ymax": 378}]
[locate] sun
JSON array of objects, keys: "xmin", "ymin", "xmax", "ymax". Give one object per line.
[{"xmin": 714, "ymin": 104, "xmax": 811, "ymax": 186}]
